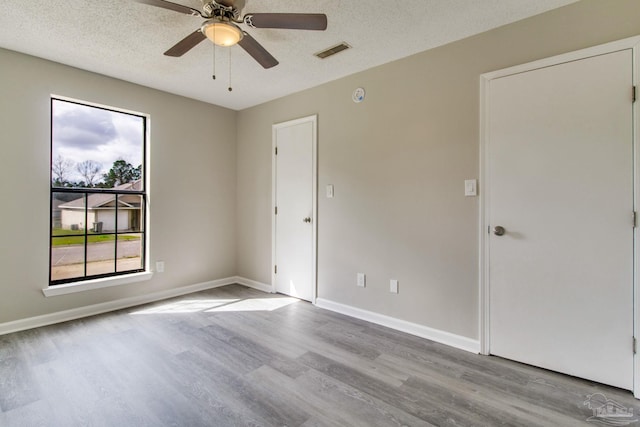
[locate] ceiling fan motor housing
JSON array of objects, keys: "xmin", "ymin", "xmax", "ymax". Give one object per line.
[{"xmin": 203, "ymin": 1, "xmax": 242, "ymax": 21}]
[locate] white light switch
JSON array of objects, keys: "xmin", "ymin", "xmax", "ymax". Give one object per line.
[
  {"xmin": 326, "ymin": 184, "xmax": 334, "ymax": 198},
  {"xmin": 357, "ymin": 273, "xmax": 366, "ymax": 287},
  {"xmin": 390, "ymin": 279, "xmax": 399, "ymax": 294},
  {"xmin": 464, "ymin": 179, "xmax": 477, "ymax": 197},
  {"xmin": 156, "ymin": 261, "xmax": 165, "ymax": 273}
]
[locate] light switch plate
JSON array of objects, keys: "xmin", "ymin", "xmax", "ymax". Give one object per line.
[
  {"xmin": 464, "ymin": 179, "xmax": 477, "ymax": 197},
  {"xmin": 326, "ymin": 184, "xmax": 334, "ymax": 198},
  {"xmin": 357, "ymin": 273, "xmax": 366, "ymax": 287},
  {"xmin": 390, "ymin": 279, "xmax": 399, "ymax": 294}
]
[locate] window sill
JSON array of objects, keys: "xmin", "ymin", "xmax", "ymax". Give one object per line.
[{"xmin": 42, "ymin": 272, "xmax": 153, "ymax": 297}]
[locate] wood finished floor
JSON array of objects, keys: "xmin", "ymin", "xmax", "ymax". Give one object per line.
[{"xmin": 1, "ymin": 284, "xmax": 638, "ymax": 426}]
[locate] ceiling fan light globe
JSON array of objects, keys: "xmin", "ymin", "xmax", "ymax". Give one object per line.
[{"xmin": 202, "ymin": 21, "xmax": 243, "ymax": 47}]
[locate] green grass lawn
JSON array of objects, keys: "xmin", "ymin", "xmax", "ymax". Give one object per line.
[{"xmin": 52, "ymin": 229, "xmax": 141, "ymax": 246}]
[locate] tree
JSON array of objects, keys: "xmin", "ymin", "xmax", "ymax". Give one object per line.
[
  {"xmin": 52, "ymin": 155, "xmax": 74, "ymax": 186},
  {"xmin": 102, "ymin": 159, "xmax": 141, "ymax": 187},
  {"xmin": 76, "ymin": 160, "xmax": 102, "ymax": 187}
]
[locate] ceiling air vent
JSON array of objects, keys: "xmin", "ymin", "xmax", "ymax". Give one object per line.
[{"xmin": 315, "ymin": 42, "xmax": 351, "ymax": 59}]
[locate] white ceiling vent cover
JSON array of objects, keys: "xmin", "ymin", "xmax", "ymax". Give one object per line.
[{"xmin": 315, "ymin": 42, "xmax": 351, "ymax": 59}]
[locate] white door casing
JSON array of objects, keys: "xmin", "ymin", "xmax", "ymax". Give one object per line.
[
  {"xmin": 272, "ymin": 115, "xmax": 317, "ymax": 302},
  {"xmin": 480, "ymin": 37, "xmax": 640, "ymax": 392}
]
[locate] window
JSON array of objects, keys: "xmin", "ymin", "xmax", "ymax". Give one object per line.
[{"xmin": 50, "ymin": 98, "xmax": 147, "ymax": 285}]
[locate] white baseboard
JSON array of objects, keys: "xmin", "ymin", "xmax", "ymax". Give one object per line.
[
  {"xmin": 1, "ymin": 277, "xmax": 479, "ymax": 357},
  {"xmin": 315, "ymin": 298, "xmax": 480, "ymax": 354},
  {"xmin": 0, "ymin": 276, "xmax": 237, "ymax": 336},
  {"xmin": 234, "ymin": 276, "xmax": 273, "ymax": 293}
]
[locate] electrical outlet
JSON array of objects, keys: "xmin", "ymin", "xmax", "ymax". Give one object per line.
[
  {"xmin": 156, "ymin": 261, "xmax": 165, "ymax": 273},
  {"xmin": 357, "ymin": 273, "xmax": 366, "ymax": 287},
  {"xmin": 390, "ymin": 279, "xmax": 399, "ymax": 294}
]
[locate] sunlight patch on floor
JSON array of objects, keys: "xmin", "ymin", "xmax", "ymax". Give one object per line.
[
  {"xmin": 130, "ymin": 299, "xmax": 238, "ymax": 314},
  {"xmin": 129, "ymin": 297, "xmax": 299, "ymax": 314},
  {"xmin": 205, "ymin": 297, "xmax": 299, "ymax": 312}
]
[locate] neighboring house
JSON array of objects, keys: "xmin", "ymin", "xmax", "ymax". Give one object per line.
[{"xmin": 59, "ymin": 180, "xmax": 142, "ymax": 232}]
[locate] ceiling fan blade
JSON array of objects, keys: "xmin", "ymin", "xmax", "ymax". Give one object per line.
[
  {"xmin": 132, "ymin": 0, "xmax": 202, "ymax": 16},
  {"xmin": 244, "ymin": 13, "xmax": 327, "ymax": 30},
  {"xmin": 164, "ymin": 30, "xmax": 207, "ymax": 57},
  {"xmin": 238, "ymin": 32, "xmax": 279, "ymax": 69}
]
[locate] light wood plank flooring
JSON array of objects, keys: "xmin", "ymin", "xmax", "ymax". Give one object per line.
[{"xmin": 1, "ymin": 284, "xmax": 638, "ymax": 426}]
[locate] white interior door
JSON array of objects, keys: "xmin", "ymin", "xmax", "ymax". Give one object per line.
[
  {"xmin": 273, "ymin": 116, "xmax": 316, "ymax": 302},
  {"xmin": 487, "ymin": 50, "xmax": 634, "ymax": 389}
]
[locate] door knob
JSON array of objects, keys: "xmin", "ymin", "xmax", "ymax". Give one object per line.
[
  {"xmin": 303, "ymin": 217, "xmax": 311, "ymax": 223},
  {"xmin": 493, "ymin": 226, "xmax": 505, "ymax": 236}
]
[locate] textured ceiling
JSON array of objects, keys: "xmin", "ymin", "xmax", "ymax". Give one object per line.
[{"xmin": 0, "ymin": 0, "xmax": 578, "ymax": 110}]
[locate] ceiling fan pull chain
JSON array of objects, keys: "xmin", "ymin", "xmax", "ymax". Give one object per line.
[
  {"xmin": 212, "ymin": 44, "xmax": 216, "ymax": 80},
  {"xmin": 212, "ymin": 25, "xmax": 216, "ymax": 80},
  {"xmin": 228, "ymin": 48, "xmax": 233, "ymax": 92}
]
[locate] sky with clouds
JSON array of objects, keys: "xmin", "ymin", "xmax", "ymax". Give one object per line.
[{"xmin": 52, "ymin": 99, "xmax": 144, "ymax": 183}]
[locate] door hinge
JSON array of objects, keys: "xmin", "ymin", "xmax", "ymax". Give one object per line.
[
  {"xmin": 633, "ymin": 86, "xmax": 637, "ymax": 103},
  {"xmin": 275, "ymin": 146, "xmax": 278, "ymax": 155},
  {"xmin": 634, "ymin": 337, "xmax": 637, "ymax": 354},
  {"xmin": 634, "ymin": 211, "xmax": 637, "ymax": 228},
  {"xmin": 274, "ymin": 265, "xmax": 277, "ymax": 274},
  {"xmin": 275, "ymin": 206, "xmax": 278, "ymax": 215}
]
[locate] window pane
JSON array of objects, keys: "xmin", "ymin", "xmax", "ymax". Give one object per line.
[
  {"xmin": 54, "ymin": 192, "xmax": 87, "ymax": 234},
  {"xmin": 117, "ymin": 233, "xmax": 143, "ymax": 272},
  {"xmin": 52, "ymin": 192, "xmax": 64, "ymax": 231},
  {"xmin": 85, "ymin": 192, "xmax": 116, "ymax": 234},
  {"xmin": 51, "ymin": 236, "xmax": 85, "ymax": 281},
  {"xmin": 119, "ymin": 194, "xmax": 144, "ymax": 231},
  {"xmin": 51, "ymin": 99, "xmax": 144, "ymax": 190},
  {"xmin": 87, "ymin": 239, "xmax": 115, "ymax": 277}
]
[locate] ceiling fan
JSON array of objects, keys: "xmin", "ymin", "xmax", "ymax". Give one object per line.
[{"xmin": 133, "ymin": 0, "xmax": 328, "ymax": 69}]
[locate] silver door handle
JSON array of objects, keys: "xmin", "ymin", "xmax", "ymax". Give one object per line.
[
  {"xmin": 303, "ymin": 217, "xmax": 311, "ymax": 223},
  {"xmin": 493, "ymin": 226, "xmax": 505, "ymax": 236}
]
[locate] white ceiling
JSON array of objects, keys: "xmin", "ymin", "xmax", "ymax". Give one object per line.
[{"xmin": 0, "ymin": 0, "xmax": 577, "ymax": 110}]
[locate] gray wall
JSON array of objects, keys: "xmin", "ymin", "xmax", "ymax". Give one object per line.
[
  {"xmin": 236, "ymin": 0, "xmax": 640, "ymax": 340},
  {"xmin": 0, "ymin": 49, "xmax": 237, "ymax": 323}
]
